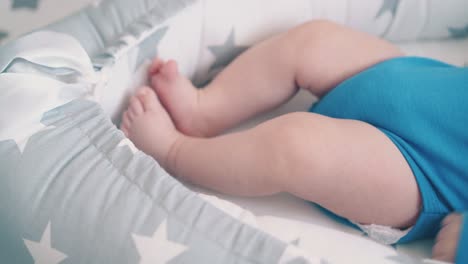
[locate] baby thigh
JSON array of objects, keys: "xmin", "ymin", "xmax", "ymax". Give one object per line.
[{"xmin": 274, "ymin": 113, "xmax": 421, "ymax": 228}]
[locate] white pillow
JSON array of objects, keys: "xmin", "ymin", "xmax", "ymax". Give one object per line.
[{"xmin": 0, "ymin": 0, "xmax": 93, "ymax": 44}]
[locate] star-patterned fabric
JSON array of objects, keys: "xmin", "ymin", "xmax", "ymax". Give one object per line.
[
  {"xmin": 0, "ymin": 98, "xmax": 319, "ymax": 263},
  {"xmin": 375, "ymin": 0, "xmax": 400, "ymax": 19},
  {"xmin": 11, "ymin": 0, "xmax": 40, "ymax": 10},
  {"xmin": 0, "ymin": 21, "xmax": 319, "ymax": 264},
  {"xmin": 23, "ymin": 223, "xmax": 67, "ymax": 264},
  {"xmin": 134, "ymin": 27, "xmax": 169, "ymax": 71},
  {"xmin": 2, "ymin": 0, "xmax": 468, "ymax": 263},
  {"xmin": 374, "ymin": 0, "xmax": 400, "ymax": 36},
  {"xmin": 0, "ymin": 31, "xmax": 8, "ymax": 43},
  {"xmin": 0, "ymin": 0, "xmax": 92, "ymax": 44},
  {"xmin": 132, "ymin": 220, "xmax": 187, "ymax": 263},
  {"xmin": 449, "ymin": 24, "xmax": 468, "ymax": 39},
  {"xmin": 193, "ymin": 28, "xmax": 249, "ymax": 86},
  {"xmin": 208, "ymin": 29, "xmax": 248, "ymax": 72},
  {"xmin": 2, "ymin": 0, "xmax": 468, "ymax": 45}
]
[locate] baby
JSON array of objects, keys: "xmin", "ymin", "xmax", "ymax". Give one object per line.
[{"xmin": 121, "ymin": 20, "xmax": 467, "ymax": 263}]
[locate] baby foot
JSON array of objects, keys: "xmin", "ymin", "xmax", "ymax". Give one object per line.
[
  {"xmin": 149, "ymin": 58, "xmax": 208, "ymax": 137},
  {"xmin": 432, "ymin": 213, "xmax": 462, "ymax": 263},
  {"xmin": 120, "ymin": 87, "xmax": 183, "ymax": 168}
]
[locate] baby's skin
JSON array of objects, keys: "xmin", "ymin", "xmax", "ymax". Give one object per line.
[
  {"xmin": 120, "ymin": 20, "xmax": 462, "ymax": 263},
  {"xmin": 433, "ymin": 213, "xmax": 462, "ymax": 262}
]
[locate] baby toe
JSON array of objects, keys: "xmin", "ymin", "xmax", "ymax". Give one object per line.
[
  {"xmin": 151, "ymin": 73, "xmax": 169, "ymax": 91},
  {"xmin": 160, "ymin": 60, "xmax": 179, "ymax": 79},
  {"xmin": 121, "ymin": 112, "xmax": 131, "ymax": 135},
  {"xmin": 122, "ymin": 111, "xmax": 131, "ymax": 124},
  {"xmin": 149, "ymin": 58, "xmax": 165, "ymax": 75},
  {"xmin": 137, "ymin": 87, "xmax": 162, "ymax": 112},
  {"xmin": 129, "ymin": 96, "xmax": 144, "ymax": 116}
]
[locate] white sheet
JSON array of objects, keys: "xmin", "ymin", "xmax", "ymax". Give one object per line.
[
  {"xmin": 4, "ymin": 0, "xmax": 466, "ymax": 262},
  {"xmin": 0, "ymin": 0, "xmax": 93, "ymax": 45},
  {"xmin": 86, "ymin": 0, "xmax": 468, "ymax": 123}
]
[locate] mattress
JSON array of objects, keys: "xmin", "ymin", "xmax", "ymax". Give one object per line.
[{"xmin": 1, "ymin": 0, "xmax": 467, "ymax": 263}]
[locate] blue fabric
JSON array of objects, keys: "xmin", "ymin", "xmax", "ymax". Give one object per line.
[
  {"xmin": 456, "ymin": 212, "xmax": 468, "ymax": 264},
  {"xmin": 310, "ymin": 57, "xmax": 468, "ymax": 243}
]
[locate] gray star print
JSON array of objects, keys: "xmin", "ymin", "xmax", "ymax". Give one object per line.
[
  {"xmin": 208, "ymin": 29, "xmax": 248, "ymax": 71},
  {"xmin": 448, "ymin": 24, "xmax": 468, "ymax": 39},
  {"xmin": 0, "ymin": 140, "xmax": 29, "ymax": 263},
  {"xmin": 375, "ymin": 0, "xmax": 400, "ymax": 19},
  {"xmin": 11, "ymin": 0, "xmax": 39, "ymax": 10},
  {"xmin": 0, "ymin": 31, "xmax": 8, "ymax": 43},
  {"xmin": 134, "ymin": 26, "xmax": 168, "ymax": 71}
]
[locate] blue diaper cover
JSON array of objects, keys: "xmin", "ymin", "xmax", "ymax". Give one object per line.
[{"xmin": 310, "ymin": 57, "xmax": 468, "ymax": 243}]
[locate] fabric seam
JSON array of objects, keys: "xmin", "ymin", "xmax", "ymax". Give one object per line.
[{"xmin": 58, "ymin": 101, "xmax": 288, "ymax": 264}]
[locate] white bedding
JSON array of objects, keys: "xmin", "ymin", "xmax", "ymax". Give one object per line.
[
  {"xmin": 0, "ymin": 0, "xmax": 93, "ymax": 45},
  {"xmin": 2, "ymin": 0, "xmax": 468, "ymax": 263},
  {"xmin": 193, "ymin": 189, "xmax": 436, "ymax": 263},
  {"xmin": 72, "ymin": 0, "xmax": 468, "ymax": 123}
]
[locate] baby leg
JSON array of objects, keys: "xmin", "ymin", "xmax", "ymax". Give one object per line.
[
  {"xmin": 122, "ymin": 87, "xmax": 420, "ymax": 227},
  {"xmin": 152, "ymin": 20, "xmax": 402, "ymax": 137},
  {"xmin": 168, "ymin": 112, "xmax": 421, "ymax": 228}
]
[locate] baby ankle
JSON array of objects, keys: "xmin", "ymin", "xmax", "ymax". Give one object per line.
[
  {"xmin": 191, "ymin": 89, "xmax": 214, "ymax": 137},
  {"xmin": 164, "ymin": 135, "xmax": 188, "ymax": 176}
]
